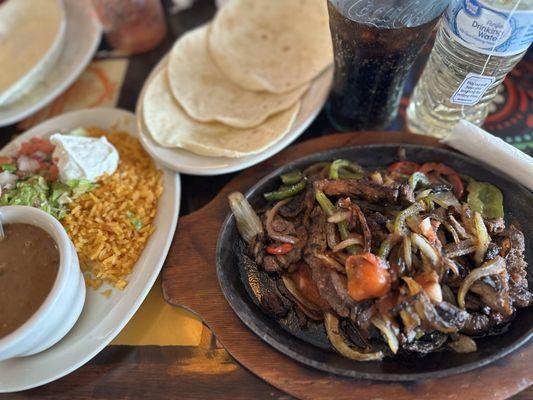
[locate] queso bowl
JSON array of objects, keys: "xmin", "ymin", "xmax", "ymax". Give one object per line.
[{"xmin": 0, "ymin": 206, "xmax": 85, "ymax": 362}]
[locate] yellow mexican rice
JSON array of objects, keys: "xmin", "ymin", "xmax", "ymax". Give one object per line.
[{"xmin": 63, "ymin": 128, "xmax": 163, "ymax": 290}]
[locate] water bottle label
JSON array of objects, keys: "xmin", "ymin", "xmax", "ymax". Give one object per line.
[
  {"xmin": 444, "ymin": 0, "xmax": 533, "ymax": 56},
  {"xmin": 451, "ymin": 73, "xmax": 496, "ymax": 105}
]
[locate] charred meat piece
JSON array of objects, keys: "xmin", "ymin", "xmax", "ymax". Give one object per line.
[
  {"xmin": 265, "ymin": 200, "xmax": 300, "ymax": 244},
  {"xmin": 470, "ymin": 274, "xmax": 513, "ymax": 317},
  {"xmin": 303, "ymin": 206, "xmax": 327, "ymax": 260},
  {"xmin": 237, "ymin": 243, "xmax": 292, "ymax": 318},
  {"xmin": 329, "ymin": 270, "xmax": 358, "ymax": 310},
  {"xmin": 500, "ymin": 226, "xmax": 529, "ymax": 290},
  {"xmin": 325, "ymin": 222, "xmax": 339, "ymax": 249},
  {"xmin": 287, "ymin": 262, "xmax": 330, "ymax": 311},
  {"xmin": 365, "ymin": 211, "xmax": 389, "ymax": 246},
  {"xmin": 262, "ymin": 236, "xmax": 304, "ymax": 273},
  {"xmin": 314, "ymin": 179, "xmax": 399, "ymax": 204},
  {"xmin": 502, "ymin": 225, "xmax": 533, "ymax": 307},
  {"xmin": 485, "ymin": 218, "xmax": 505, "ymax": 234},
  {"xmin": 398, "ymin": 183, "xmax": 415, "ymax": 205},
  {"xmin": 310, "ymin": 262, "xmax": 350, "ymax": 317},
  {"xmin": 337, "ymin": 198, "xmax": 372, "ymax": 252},
  {"xmin": 261, "ymin": 291, "xmax": 291, "ymax": 318},
  {"xmin": 351, "ymin": 300, "xmax": 377, "ymax": 337},
  {"xmin": 461, "ymin": 313, "xmax": 491, "ymax": 335},
  {"xmin": 485, "ymin": 242, "xmax": 500, "ymax": 261},
  {"xmin": 270, "ymin": 217, "xmax": 297, "ymax": 237},
  {"xmin": 302, "ymin": 185, "xmax": 317, "ymax": 225},
  {"xmin": 302, "ymin": 206, "xmax": 352, "ymax": 317},
  {"xmin": 263, "ymin": 256, "xmax": 283, "ymax": 273},
  {"xmin": 509, "ymin": 286, "xmax": 533, "ymax": 308},
  {"xmin": 394, "ymin": 293, "xmax": 468, "ymax": 334},
  {"xmin": 279, "ymin": 191, "xmax": 306, "ymax": 218},
  {"xmin": 400, "ymin": 331, "xmax": 448, "ymax": 355},
  {"xmin": 434, "ymin": 301, "xmax": 470, "ymax": 329}
]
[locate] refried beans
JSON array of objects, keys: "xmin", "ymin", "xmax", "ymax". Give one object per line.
[{"xmin": 0, "ymin": 223, "xmax": 59, "ymax": 338}]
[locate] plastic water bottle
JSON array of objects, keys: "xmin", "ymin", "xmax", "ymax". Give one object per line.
[{"xmin": 407, "ymin": 0, "xmax": 533, "ymax": 138}]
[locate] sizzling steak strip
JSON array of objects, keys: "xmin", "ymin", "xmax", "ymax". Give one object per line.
[
  {"xmin": 470, "ymin": 274, "xmax": 512, "ymax": 317},
  {"xmin": 302, "ymin": 206, "xmax": 353, "ymax": 317},
  {"xmin": 313, "ymin": 179, "xmax": 399, "ymax": 204},
  {"xmin": 500, "ymin": 225, "xmax": 533, "ymax": 308}
]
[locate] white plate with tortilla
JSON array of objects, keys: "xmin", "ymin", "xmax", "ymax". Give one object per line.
[
  {"xmin": 0, "ymin": 0, "xmax": 102, "ymax": 127},
  {"xmin": 136, "ymin": 55, "xmax": 333, "ymax": 176},
  {"xmin": 0, "ymin": 108, "xmax": 181, "ymax": 392}
]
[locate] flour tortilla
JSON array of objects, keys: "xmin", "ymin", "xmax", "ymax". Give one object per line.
[
  {"xmin": 208, "ymin": 0, "xmax": 333, "ymax": 93},
  {"xmin": 143, "ymin": 70, "xmax": 300, "ymax": 158},
  {"xmin": 0, "ymin": 0, "xmax": 65, "ymax": 105},
  {"xmin": 168, "ymin": 25, "xmax": 307, "ymax": 129}
]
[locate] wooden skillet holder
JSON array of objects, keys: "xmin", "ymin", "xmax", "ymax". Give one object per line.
[{"xmin": 162, "ymin": 132, "xmax": 532, "ymax": 400}]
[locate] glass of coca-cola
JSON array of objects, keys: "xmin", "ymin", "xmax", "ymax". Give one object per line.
[{"xmin": 326, "ymin": 0, "xmax": 449, "ymax": 131}]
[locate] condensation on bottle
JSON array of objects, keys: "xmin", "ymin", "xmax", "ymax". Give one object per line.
[{"xmin": 407, "ymin": 0, "xmax": 533, "ymax": 138}]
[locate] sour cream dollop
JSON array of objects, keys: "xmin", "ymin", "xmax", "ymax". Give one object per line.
[{"xmin": 50, "ymin": 134, "xmax": 119, "ymax": 183}]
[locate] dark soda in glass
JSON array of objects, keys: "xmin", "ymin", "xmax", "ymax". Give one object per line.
[{"xmin": 326, "ymin": 0, "xmax": 449, "ymax": 131}]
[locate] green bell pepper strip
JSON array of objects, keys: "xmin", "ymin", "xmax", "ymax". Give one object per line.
[
  {"xmin": 315, "ymin": 190, "xmax": 357, "ymax": 254},
  {"xmin": 329, "ymin": 159, "xmax": 364, "ymax": 180},
  {"xmin": 393, "ymin": 202, "xmax": 424, "ymax": 235},
  {"xmin": 408, "ymin": 172, "xmax": 430, "ymax": 191},
  {"xmin": 280, "ymin": 170, "xmax": 303, "ymax": 185},
  {"xmin": 378, "ymin": 234, "xmax": 400, "ymax": 258},
  {"xmin": 264, "ymin": 179, "xmax": 306, "ymax": 202},
  {"xmin": 315, "ymin": 190, "xmax": 335, "ymax": 215},
  {"xmin": 467, "ymin": 181, "xmax": 504, "ymax": 219}
]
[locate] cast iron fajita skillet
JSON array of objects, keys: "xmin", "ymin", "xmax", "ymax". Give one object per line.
[{"xmin": 216, "ymin": 144, "xmax": 532, "ymax": 381}]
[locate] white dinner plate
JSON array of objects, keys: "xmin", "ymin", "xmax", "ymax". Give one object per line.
[
  {"xmin": 0, "ymin": 108, "xmax": 181, "ymax": 392},
  {"xmin": 136, "ymin": 55, "xmax": 333, "ymax": 176},
  {"xmin": 0, "ymin": 0, "xmax": 102, "ymax": 127},
  {"xmin": 0, "ymin": 0, "xmax": 67, "ymax": 106}
]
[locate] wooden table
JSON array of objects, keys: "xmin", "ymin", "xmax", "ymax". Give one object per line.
[{"xmin": 0, "ymin": 1, "xmax": 531, "ymax": 398}]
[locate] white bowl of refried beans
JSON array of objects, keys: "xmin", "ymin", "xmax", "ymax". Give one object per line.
[{"xmin": 0, "ymin": 206, "xmax": 85, "ymax": 361}]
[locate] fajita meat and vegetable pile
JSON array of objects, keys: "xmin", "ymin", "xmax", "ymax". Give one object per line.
[{"xmin": 229, "ymin": 152, "xmax": 532, "ymax": 360}]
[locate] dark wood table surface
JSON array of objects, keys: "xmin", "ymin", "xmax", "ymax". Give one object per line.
[{"xmin": 0, "ymin": 1, "xmax": 531, "ymax": 398}]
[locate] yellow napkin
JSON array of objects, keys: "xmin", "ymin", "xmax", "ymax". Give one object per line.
[{"xmin": 112, "ymin": 278, "xmax": 203, "ymax": 346}]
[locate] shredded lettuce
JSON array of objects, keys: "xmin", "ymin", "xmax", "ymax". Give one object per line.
[
  {"xmin": 1, "ymin": 163, "xmax": 16, "ymax": 172},
  {"xmin": 66, "ymin": 179, "xmax": 97, "ymax": 197},
  {"xmin": 0, "ymin": 176, "xmax": 97, "ymax": 220}
]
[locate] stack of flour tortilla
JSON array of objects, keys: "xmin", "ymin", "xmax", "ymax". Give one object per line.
[{"xmin": 142, "ymin": 0, "xmax": 333, "ymax": 158}]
